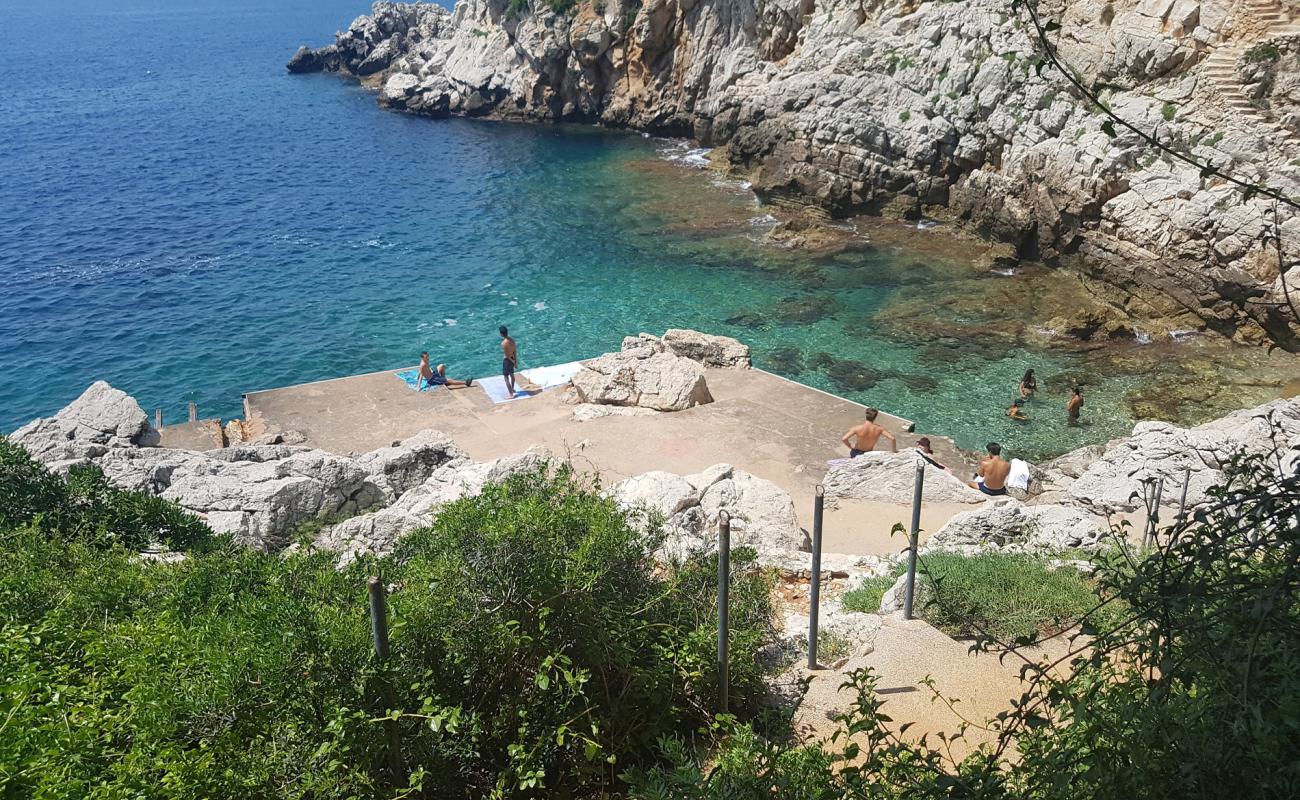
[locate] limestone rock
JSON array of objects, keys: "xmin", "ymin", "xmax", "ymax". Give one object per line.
[
  {"xmin": 571, "ymin": 350, "xmax": 713, "ymax": 411},
  {"xmin": 96, "ymin": 445, "xmax": 385, "ymax": 551},
  {"xmin": 11, "ymin": 381, "xmax": 157, "ymax": 466},
  {"xmin": 314, "ymin": 449, "xmax": 550, "ymax": 564},
  {"xmin": 1046, "ymin": 398, "xmax": 1300, "ymax": 513},
  {"xmin": 824, "ymin": 452, "xmax": 986, "ymax": 505},
  {"xmin": 923, "ymin": 500, "xmax": 1109, "ymax": 555},
  {"xmin": 353, "ymin": 429, "xmax": 465, "ymax": 500},
  {"xmin": 609, "ymin": 462, "xmax": 807, "ymax": 557},
  {"xmin": 662, "ymin": 329, "xmax": 752, "ymax": 369}
]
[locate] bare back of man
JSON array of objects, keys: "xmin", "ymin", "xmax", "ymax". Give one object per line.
[
  {"xmin": 841, "ymin": 408, "xmax": 896, "ymax": 456},
  {"xmin": 979, "ymin": 456, "xmax": 1011, "ymax": 490}
]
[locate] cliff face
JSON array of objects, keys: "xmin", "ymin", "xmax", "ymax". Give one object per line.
[{"xmin": 290, "ymin": 0, "xmax": 1300, "ymax": 346}]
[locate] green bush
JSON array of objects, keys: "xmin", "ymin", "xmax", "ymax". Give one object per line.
[
  {"xmin": 1244, "ymin": 42, "xmax": 1280, "ymax": 63},
  {"xmin": 1161, "ymin": 101, "xmax": 1176, "ymax": 121},
  {"xmin": 0, "ymin": 448, "xmax": 777, "ymax": 798},
  {"xmin": 915, "ymin": 551, "xmax": 1119, "ymax": 641}
]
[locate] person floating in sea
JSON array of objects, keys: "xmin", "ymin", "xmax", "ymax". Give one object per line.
[
  {"xmin": 841, "ymin": 407, "xmax": 897, "ymax": 457},
  {"xmin": 500, "ymin": 325, "xmax": 519, "ymax": 397},
  {"xmin": 418, "ymin": 352, "xmax": 473, "ymax": 391},
  {"xmin": 1006, "ymin": 397, "xmax": 1029, "ymax": 422},
  {"xmin": 914, "ymin": 436, "xmax": 953, "ymax": 474},
  {"xmin": 1067, "ymin": 386, "xmax": 1084, "ymax": 427},
  {"xmin": 1019, "ymin": 368, "xmax": 1037, "ymax": 399},
  {"xmin": 969, "ymin": 442, "xmax": 1011, "ymax": 496}
]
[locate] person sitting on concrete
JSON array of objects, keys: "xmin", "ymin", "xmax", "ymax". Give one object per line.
[
  {"xmin": 418, "ymin": 352, "xmax": 473, "ymax": 391},
  {"xmin": 969, "ymin": 442, "xmax": 1011, "ymax": 496},
  {"xmin": 841, "ymin": 407, "xmax": 897, "ymax": 457}
]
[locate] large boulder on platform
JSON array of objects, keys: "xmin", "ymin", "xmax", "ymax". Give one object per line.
[
  {"xmin": 923, "ymin": 500, "xmax": 1109, "ymax": 555},
  {"xmin": 663, "ymin": 329, "xmax": 752, "ymax": 369},
  {"xmin": 11, "ymin": 381, "xmax": 158, "ymax": 467},
  {"xmin": 619, "ymin": 330, "xmax": 752, "ymax": 369},
  {"xmin": 608, "ymin": 463, "xmax": 807, "ymax": 557},
  {"xmin": 571, "ymin": 349, "xmax": 712, "ymax": 411},
  {"xmin": 313, "ymin": 449, "xmax": 550, "ymax": 565},
  {"xmin": 96, "ymin": 445, "xmax": 385, "ymax": 550},
  {"xmin": 824, "ymin": 452, "xmax": 986, "ymax": 504},
  {"xmin": 354, "ymin": 429, "xmax": 465, "ymax": 500}
]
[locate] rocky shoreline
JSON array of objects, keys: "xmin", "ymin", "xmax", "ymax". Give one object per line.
[
  {"xmin": 9, "ymin": 328, "xmax": 1298, "ymax": 659},
  {"xmin": 289, "ymin": 0, "xmax": 1300, "ymax": 347}
]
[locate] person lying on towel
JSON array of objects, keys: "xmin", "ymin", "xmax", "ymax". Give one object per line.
[{"xmin": 418, "ymin": 352, "xmax": 473, "ymax": 391}]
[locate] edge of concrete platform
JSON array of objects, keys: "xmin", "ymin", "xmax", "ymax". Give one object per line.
[
  {"xmin": 242, "ymin": 364, "xmax": 417, "ymax": 400},
  {"xmin": 750, "ymin": 367, "xmax": 916, "ymax": 433},
  {"xmin": 240, "ymin": 361, "xmax": 916, "ymax": 434}
]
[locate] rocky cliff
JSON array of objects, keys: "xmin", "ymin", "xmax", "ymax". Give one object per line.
[{"xmin": 289, "ymin": 0, "xmax": 1300, "ymax": 346}]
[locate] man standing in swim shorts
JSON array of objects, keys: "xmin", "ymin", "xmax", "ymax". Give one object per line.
[
  {"xmin": 841, "ymin": 407, "xmax": 897, "ymax": 457},
  {"xmin": 500, "ymin": 325, "xmax": 518, "ymax": 397}
]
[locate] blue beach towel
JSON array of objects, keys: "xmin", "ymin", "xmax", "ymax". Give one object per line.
[{"xmin": 395, "ymin": 368, "xmax": 439, "ymax": 392}]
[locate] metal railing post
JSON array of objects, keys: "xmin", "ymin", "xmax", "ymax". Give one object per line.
[
  {"xmin": 717, "ymin": 511, "xmax": 731, "ymax": 712},
  {"xmin": 903, "ymin": 461, "xmax": 924, "ymax": 620},
  {"xmin": 1177, "ymin": 467, "xmax": 1192, "ymax": 523},
  {"xmin": 368, "ymin": 577, "xmax": 403, "ymax": 781},
  {"xmin": 808, "ymin": 486, "xmax": 825, "ymax": 669}
]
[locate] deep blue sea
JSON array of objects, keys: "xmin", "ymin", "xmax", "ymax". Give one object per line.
[{"xmin": 3, "ymin": 0, "xmax": 1294, "ymax": 458}]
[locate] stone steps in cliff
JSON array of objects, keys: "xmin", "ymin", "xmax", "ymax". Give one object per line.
[{"xmin": 1197, "ymin": 5, "xmax": 1300, "ymax": 136}]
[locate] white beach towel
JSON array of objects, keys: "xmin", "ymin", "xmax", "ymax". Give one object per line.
[
  {"xmin": 1007, "ymin": 458, "xmax": 1032, "ymax": 491},
  {"xmin": 476, "ymin": 360, "xmax": 584, "ymax": 404}
]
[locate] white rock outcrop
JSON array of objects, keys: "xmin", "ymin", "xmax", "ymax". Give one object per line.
[
  {"xmin": 313, "ymin": 449, "xmax": 551, "ymax": 565},
  {"xmin": 824, "ymin": 452, "xmax": 987, "ymax": 505},
  {"xmin": 608, "ymin": 463, "xmax": 807, "ymax": 556},
  {"xmin": 10, "ymin": 381, "xmax": 158, "ymax": 468},
  {"xmin": 571, "ymin": 348, "xmax": 713, "ymax": 411},
  {"xmin": 923, "ymin": 500, "xmax": 1109, "ymax": 555},
  {"xmin": 96, "ymin": 445, "xmax": 387, "ymax": 550},
  {"xmin": 1044, "ymin": 397, "xmax": 1300, "ymax": 513}
]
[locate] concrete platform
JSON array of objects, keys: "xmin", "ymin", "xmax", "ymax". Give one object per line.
[{"xmin": 242, "ymin": 363, "xmax": 978, "ymax": 556}]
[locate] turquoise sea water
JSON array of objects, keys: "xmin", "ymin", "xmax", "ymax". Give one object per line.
[{"xmin": 2, "ymin": 0, "xmax": 1294, "ymax": 459}]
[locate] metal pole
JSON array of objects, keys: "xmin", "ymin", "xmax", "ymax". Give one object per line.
[
  {"xmin": 717, "ymin": 511, "xmax": 730, "ymax": 712},
  {"xmin": 903, "ymin": 461, "xmax": 924, "ymax": 620},
  {"xmin": 1142, "ymin": 478, "xmax": 1165, "ymax": 549},
  {"xmin": 368, "ymin": 577, "xmax": 402, "ymax": 780},
  {"xmin": 1177, "ymin": 467, "xmax": 1192, "ymax": 523},
  {"xmin": 188, "ymin": 401, "xmax": 197, "ymax": 423},
  {"xmin": 154, "ymin": 408, "xmax": 163, "ymax": 429},
  {"xmin": 808, "ymin": 486, "xmax": 825, "ymax": 669}
]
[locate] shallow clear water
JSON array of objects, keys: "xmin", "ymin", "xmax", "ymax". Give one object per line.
[{"xmin": 2, "ymin": 0, "xmax": 1295, "ymax": 460}]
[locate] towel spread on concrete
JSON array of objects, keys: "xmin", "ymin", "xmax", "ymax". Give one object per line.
[
  {"xmin": 395, "ymin": 368, "xmax": 439, "ymax": 392},
  {"xmin": 477, "ymin": 360, "xmax": 584, "ymax": 404}
]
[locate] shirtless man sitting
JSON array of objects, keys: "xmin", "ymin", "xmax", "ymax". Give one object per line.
[
  {"xmin": 841, "ymin": 407, "xmax": 897, "ymax": 457},
  {"xmin": 418, "ymin": 352, "xmax": 472, "ymax": 391},
  {"xmin": 969, "ymin": 442, "xmax": 1011, "ymax": 496}
]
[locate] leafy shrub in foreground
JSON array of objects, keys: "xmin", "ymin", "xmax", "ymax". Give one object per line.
[
  {"xmin": 0, "ymin": 453, "xmax": 776, "ymax": 798},
  {"xmin": 629, "ymin": 446, "xmax": 1300, "ymax": 800}
]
